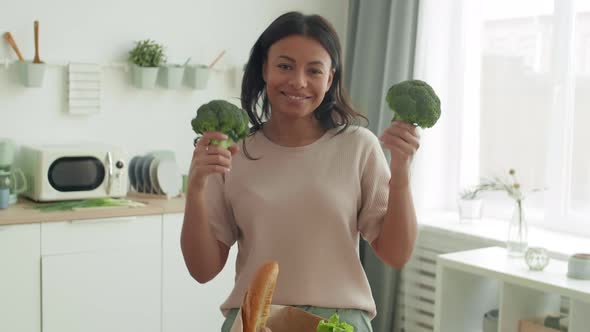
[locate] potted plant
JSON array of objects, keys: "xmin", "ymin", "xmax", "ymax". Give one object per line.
[
  {"xmin": 128, "ymin": 39, "xmax": 166, "ymax": 89},
  {"xmin": 466, "ymin": 169, "xmax": 543, "ymax": 256},
  {"xmin": 458, "ymin": 186, "xmax": 483, "ymax": 222}
]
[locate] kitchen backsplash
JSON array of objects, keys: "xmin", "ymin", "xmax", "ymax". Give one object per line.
[{"xmin": 0, "ymin": 0, "xmax": 348, "ymax": 174}]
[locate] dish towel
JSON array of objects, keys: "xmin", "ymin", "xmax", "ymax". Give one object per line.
[{"xmin": 68, "ymin": 63, "xmax": 101, "ymax": 114}]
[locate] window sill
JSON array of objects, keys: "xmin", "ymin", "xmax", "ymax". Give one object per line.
[{"xmin": 417, "ymin": 209, "xmax": 590, "ymax": 260}]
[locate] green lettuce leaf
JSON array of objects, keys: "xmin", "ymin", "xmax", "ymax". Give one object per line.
[
  {"xmin": 317, "ymin": 313, "xmax": 354, "ymax": 332},
  {"xmin": 29, "ymin": 198, "xmax": 145, "ymax": 212}
]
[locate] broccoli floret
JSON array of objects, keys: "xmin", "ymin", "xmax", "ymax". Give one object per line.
[
  {"xmin": 191, "ymin": 100, "xmax": 250, "ymax": 149},
  {"xmin": 385, "ymin": 79, "xmax": 441, "ymax": 128},
  {"xmin": 191, "ymin": 104, "xmax": 218, "ymax": 133}
]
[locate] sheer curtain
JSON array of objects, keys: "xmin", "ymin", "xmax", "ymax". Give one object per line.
[
  {"xmin": 345, "ymin": 1, "xmax": 419, "ymax": 331},
  {"xmin": 411, "ymin": 0, "xmax": 483, "ymax": 212},
  {"xmin": 414, "ymin": 0, "xmax": 590, "ymax": 236}
]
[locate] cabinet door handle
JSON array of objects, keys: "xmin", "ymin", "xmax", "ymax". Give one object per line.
[{"xmin": 69, "ymin": 216, "xmax": 138, "ymax": 225}]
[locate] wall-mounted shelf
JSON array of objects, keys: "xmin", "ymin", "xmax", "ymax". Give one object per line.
[
  {"xmin": 0, "ymin": 59, "xmax": 232, "ymax": 72},
  {"xmin": 434, "ymin": 246, "xmax": 590, "ymax": 332},
  {"xmin": 0, "ymin": 59, "xmax": 239, "ymax": 90},
  {"xmin": 0, "ymin": 59, "xmax": 128, "ymax": 71}
]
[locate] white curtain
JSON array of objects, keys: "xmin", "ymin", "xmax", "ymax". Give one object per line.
[
  {"xmin": 411, "ymin": 0, "xmax": 482, "ymax": 212},
  {"xmin": 345, "ymin": 1, "xmax": 420, "ymax": 331}
]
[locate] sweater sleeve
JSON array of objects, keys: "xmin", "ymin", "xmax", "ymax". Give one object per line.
[
  {"xmin": 205, "ymin": 174, "xmax": 238, "ymax": 247},
  {"xmin": 357, "ymin": 133, "xmax": 391, "ymax": 243}
]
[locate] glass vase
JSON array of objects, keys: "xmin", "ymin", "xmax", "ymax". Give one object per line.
[
  {"xmin": 458, "ymin": 198, "xmax": 483, "ymax": 223},
  {"xmin": 507, "ymin": 200, "xmax": 528, "ymax": 256}
]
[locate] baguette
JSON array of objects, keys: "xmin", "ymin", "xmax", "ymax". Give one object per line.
[{"xmin": 241, "ymin": 261, "xmax": 279, "ymax": 332}]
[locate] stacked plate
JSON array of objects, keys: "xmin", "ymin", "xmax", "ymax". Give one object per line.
[{"xmin": 128, "ymin": 150, "xmax": 182, "ymax": 198}]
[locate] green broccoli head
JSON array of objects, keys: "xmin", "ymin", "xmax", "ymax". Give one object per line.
[
  {"xmin": 191, "ymin": 99, "xmax": 250, "ymax": 149},
  {"xmin": 191, "ymin": 105, "xmax": 218, "ymax": 133},
  {"xmin": 385, "ymin": 79, "xmax": 441, "ymax": 128}
]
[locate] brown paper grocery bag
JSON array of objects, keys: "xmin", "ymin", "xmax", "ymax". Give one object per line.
[{"xmin": 230, "ymin": 305, "xmax": 324, "ymax": 332}]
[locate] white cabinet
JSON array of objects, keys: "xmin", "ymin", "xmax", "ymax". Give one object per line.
[
  {"xmin": 40, "ymin": 215, "xmax": 162, "ymax": 332},
  {"xmin": 400, "ymin": 227, "xmax": 498, "ymax": 332},
  {"xmin": 434, "ymin": 246, "xmax": 590, "ymax": 332},
  {"xmin": 162, "ymin": 213, "xmax": 237, "ymax": 332},
  {"xmin": 1, "ymin": 210, "xmax": 239, "ymax": 332},
  {"xmin": 0, "ymin": 223, "xmax": 41, "ymax": 332}
]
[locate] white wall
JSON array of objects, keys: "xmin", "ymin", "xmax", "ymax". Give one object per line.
[{"xmin": 0, "ymin": 0, "xmax": 349, "ymax": 174}]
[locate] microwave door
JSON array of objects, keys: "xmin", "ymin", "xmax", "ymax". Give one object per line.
[{"xmin": 47, "ymin": 156, "xmax": 105, "ymax": 192}]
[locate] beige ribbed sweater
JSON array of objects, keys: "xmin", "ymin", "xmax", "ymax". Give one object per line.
[{"xmin": 205, "ymin": 125, "xmax": 391, "ymax": 319}]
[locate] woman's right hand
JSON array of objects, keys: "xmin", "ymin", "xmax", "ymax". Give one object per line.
[{"xmin": 188, "ymin": 132, "xmax": 239, "ymax": 192}]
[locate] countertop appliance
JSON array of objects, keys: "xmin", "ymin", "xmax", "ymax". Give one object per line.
[{"xmin": 16, "ymin": 143, "xmax": 127, "ymax": 202}]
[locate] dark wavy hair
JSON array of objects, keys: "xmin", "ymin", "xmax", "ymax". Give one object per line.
[{"xmin": 241, "ymin": 11, "xmax": 366, "ymax": 155}]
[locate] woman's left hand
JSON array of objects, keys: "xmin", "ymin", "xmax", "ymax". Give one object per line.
[{"xmin": 379, "ymin": 121, "xmax": 420, "ymax": 189}]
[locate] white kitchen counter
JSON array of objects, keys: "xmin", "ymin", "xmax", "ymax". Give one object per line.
[{"xmin": 0, "ymin": 194, "xmax": 186, "ymax": 225}]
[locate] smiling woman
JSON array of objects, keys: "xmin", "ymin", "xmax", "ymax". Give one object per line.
[
  {"xmin": 240, "ymin": 11, "xmax": 364, "ymax": 142},
  {"xmin": 182, "ymin": 10, "xmax": 422, "ymax": 332}
]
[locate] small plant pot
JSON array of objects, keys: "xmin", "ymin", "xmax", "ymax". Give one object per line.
[
  {"xmin": 231, "ymin": 63, "xmax": 246, "ymax": 88},
  {"xmin": 458, "ymin": 198, "xmax": 483, "ymax": 222},
  {"xmin": 19, "ymin": 61, "xmax": 47, "ymax": 87},
  {"xmin": 131, "ymin": 64, "xmax": 159, "ymax": 89},
  {"xmin": 158, "ymin": 65, "xmax": 185, "ymax": 89},
  {"xmin": 184, "ymin": 65, "xmax": 210, "ymax": 89}
]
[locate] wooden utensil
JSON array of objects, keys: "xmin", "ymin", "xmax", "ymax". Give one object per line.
[
  {"xmin": 33, "ymin": 20, "xmax": 41, "ymax": 63},
  {"xmin": 3, "ymin": 32, "xmax": 25, "ymax": 62},
  {"xmin": 208, "ymin": 50, "xmax": 225, "ymax": 69}
]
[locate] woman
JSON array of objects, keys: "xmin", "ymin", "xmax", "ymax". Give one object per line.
[{"xmin": 181, "ymin": 11, "xmax": 420, "ymax": 332}]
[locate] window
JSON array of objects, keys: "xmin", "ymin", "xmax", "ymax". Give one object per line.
[
  {"xmin": 478, "ymin": 0, "xmax": 589, "ymax": 234},
  {"xmin": 478, "ymin": 0, "xmax": 554, "ymax": 220},
  {"xmin": 413, "ymin": 0, "xmax": 589, "ymax": 236}
]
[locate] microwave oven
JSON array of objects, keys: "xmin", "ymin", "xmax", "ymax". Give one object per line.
[{"xmin": 17, "ymin": 143, "xmax": 128, "ymax": 202}]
